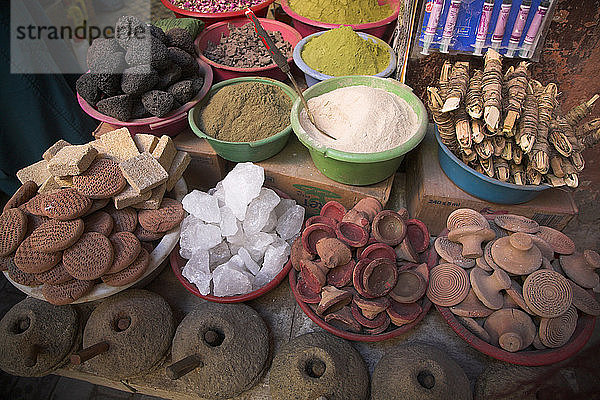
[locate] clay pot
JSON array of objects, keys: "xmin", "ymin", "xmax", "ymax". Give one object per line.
[
  {"xmin": 448, "ymin": 225, "xmax": 496, "ymax": 259},
  {"xmin": 475, "ymin": 256, "xmax": 493, "ymax": 272},
  {"xmin": 484, "ymin": 308, "xmax": 536, "ymax": 352},
  {"xmin": 317, "ymin": 286, "xmax": 353, "ymax": 315},
  {"xmin": 538, "ymin": 305, "xmax": 578, "ymax": 348},
  {"xmin": 342, "ymin": 209, "xmax": 370, "ymax": 232},
  {"xmin": 305, "ymin": 215, "xmax": 337, "ymax": 229},
  {"xmin": 324, "ymin": 306, "xmax": 361, "ymax": 333},
  {"xmin": 504, "ymin": 279, "xmax": 534, "ymax": 314},
  {"xmin": 362, "ymin": 258, "xmax": 398, "ymax": 297},
  {"xmin": 522, "ymin": 269, "xmax": 573, "ymax": 318},
  {"xmin": 319, "ymin": 201, "xmax": 347, "ymax": 222},
  {"xmin": 352, "ymin": 259, "xmax": 373, "ymax": 298},
  {"xmin": 301, "ymin": 223, "xmax": 336, "ymax": 255},
  {"xmin": 494, "ymin": 214, "xmax": 540, "ymax": 234},
  {"xmin": 390, "ymin": 269, "xmax": 427, "ymax": 304},
  {"xmin": 450, "ymin": 288, "xmax": 494, "ymax": 318},
  {"xmin": 351, "ymin": 302, "xmax": 390, "ymax": 329},
  {"xmin": 365, "ymin": 316, "xmax": 391, "ymax": 335},
  {"xmin": 300, "ymin": 259, "xmax": 328, "ymax": 293},
  {"xmin": 414, "ymin": 262, "xmax": 429, "ymax": 285},
  {"xmin": 426, "ymin": 263, "xmax": 471, "ymax": 307},
  {"xmin": 326, "ymin": 259, "xmax": 356, "ymax": 288},
  {"xmin": 356, "ymin": 237, "xmax": 378, "ymax": 259},
  {"xmin": 568, "ymin": 279, "xmax": 600, "ymax": 316},
  {"xmin": 353, "ymin": 296, "xmax": 390, "ymax": 320},
  {"xmin": 360, "ymin": 242, "xmax": 396, "ymax": 262},
  {"xmin": 406, "ymin": 219, "xmax": 430, "ymax": 253},
  {"xmin": 315, "ymin": 237, "xmax": 352, "ymax": 268},
  {"xmin": 560, "ymin": 250, "xmax": 600, "ymax": 289},
  {"xmin": 491, "ymin": 232, "xmax": 542, "ymax": 275},
  {"xmin": 371, "ymin": 343, "xmax": 472, "ymax": 400},
  {"xmin": 352, "ymin": 197, "xmax": 382, "ymax": 222},
  {"xmin": 291, "ymin": 237, "xmax": 315, "ymax": 272},
  {"xmin": 447, "ymin": 208, "xmax": 489, "ymax": 231},
  {"xmin": 535, "ymin": 226, "xmax": 575, "ymax": 255},
  {"xmin": 470, "ymin": 267, "xmax": 511, "ymax": 310},
  {"xmin": 527, "ymin": 234, "xmax": 555, "ymax": 261},
  {"xmin": 484, "ymin": 240, "xmax": 501, "ymax": 270},
  {"xmin": 296, "ymin": 277, "xmax": 322, "ymax": 304},
  {"xmin": 394, "ymin": 236, "xmax": 419, "ymax": 263},
  {"xmin": 371, "ymin": 210, "xmax": 407, "ymax": 246},
  {"xmin": 532, "ymin": 333, "xmax": 547, "ymax": 350},
  {"xmin": 458, "ymin": 315, "xmax": 492, "ymax": 343},
  {"xmin": 487, "ymin": 218, "xmax": 509, "ymax": 239},
  {"xmin": 434, "ymin": 236, "xmax": 476, "ymax": 269},
  {"xmin": 336, "ymin": 221, "xmax": 369, "ymax": 247},
  {"xmin": 386, "ymin": 300, "xmax": 422, "ymax": 326}
]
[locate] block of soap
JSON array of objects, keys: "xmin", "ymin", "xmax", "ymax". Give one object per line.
[
  {"xmin": 16, "ymin": 160, "xmax": 51, "ymax": 185},
  {"xmin": 89, "ymin": 139, "xmax": 107, "ymax": 156},
  {"xmin": 54, "ymin": 176, "xmax": 74, "ymax": 188},
  {"xmin": 39, "ymin": 176, "xmax": 62, "ymax": 193},
  {"xmin": 119, "ymin": 152, "xmax": 168, "ymax": 193},
  {"xmin": 47, "ymin": 144, "xmax": 98, "ymax": 176},
  {"xmin": 166, "ymin": 151, "xmax": 191, "ymax": 191},
  {"xmin": 113, "ymin": 185, "xmax": 152, "ymax": 209},
  {"xmin": 133, "ymin": 134, "xmax": 159, "ymax": 153},
  {"xmin": 151, "ymin": 135, "xmax": 177, "ymax": 171},
  {"xmin": 100, "ymin": 127, "xmax": 139, "ymax": 163},
  {"xmin": 132, "ymin": 183, "xmax": 166, "ymax": 210},
  {"xmin": 43, "ymin": 139, "xmax": 71, "ymax": 161}
]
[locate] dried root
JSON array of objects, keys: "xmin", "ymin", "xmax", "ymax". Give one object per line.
[
  {"xmin": 480, "ymin": 157, "xmax": 494, "ymax": 177},
  {"xmin": 482, "ymin": 49, "xmax": 503, "ymax": 131},
  {"xmin": 517, "ymin": 83, "xmax": 538, "ymax": 153},
  {"xmin": 511, "ymin": 163, "xmax": 525, "ymax": 185},
  {"xmin": 455, "ymin": 107, "xmax": 472, "ymax": 149},
  {"xmin": 561, "ymin": 159, "xmax": 579, "ymax": 188},
  {"xmin": 466, "ymin": 69, "xmax": 484, "ymax": 119},
  {"xmin": 550, "ymin": 150, "xmax": 565, "ymax": 178},
  {"xmin": 494, "ymin": 158, "xmax": 510, "ymax": 182},
  {"xmin": 493, "ymin": 136, "xmax": 505, "ymax": 157},
  {"xmin": 427, "ymin": 87, "xmax": 458, "ymax": 151},
  {"xmin": 475, "ymin": 138, "xmax": 494, "ymax": 159},
  {"xmin": 530, "ymin": 83, "xmax": 557, "ymax": 174},
  {"xmin": 564, "ymin": 94, "xmax": 599, "ymax": 128},
  {"xmin": 502, "ymin": 62, "xmax": 529, "ymax": 136},
  {"xmin": 570, "ymin": 152, "xmax": 585, "ymax": 172},
  {"xmin": 512, "ymin": 145, "xmax": 523, "ymax": 165},
  {"xmin": 545, "ymin": 174, "xmax": 566, "ymax": 187},
  {"xmin": 578, "ymin": 118, "xmax": 600, "ymax": 148},
  {"xmin": 442, "ymin": 62, "xmax": 470, "ymax": 112},
  {"xmin": 549, "ymin": 118, "xmax": 574, "ymax": 157},
  {"xmin": 471, "ymin": 119, "xmax": 485, "ymax": 144},
  {"xmin": 501, "ymin": 139, "xmax": 513, "ymax": 161},
  {"xmin": 526, "ymin": 163, "xmax": 543, "ymax": 185},
  {"xmin": 439, "ymin": 61, "xmax": 452, "ymax": 102}
]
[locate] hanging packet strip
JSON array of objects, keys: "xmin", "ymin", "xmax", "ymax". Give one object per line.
[{"xmin": 416, "ymin": 0, "xmax": 554, "ymax": 60}]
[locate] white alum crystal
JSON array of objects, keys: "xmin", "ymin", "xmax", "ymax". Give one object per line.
[
  {"xmin": 276, "ymin": 205, "xmax": 305, "ymax": 240},
  {"xmin": 180, "ymin": 221, "xmax": 222, "ymax": 253},
  {"xmin": 182, "ymin": 250, "xmax": 211, "ymax": 295},
  {"xmin": 222, "ymin": 162, "xmax": 264, "ymax": 220},
  {"xmin": 274, "ymin": 198, "xmax": 296, "ymax": 219},
  {"xmin": 262, "ymin": 210, "xmax": 278, "ymax": 233},
  {"xmin": 243, "ymin": 188, "xmax": 281, "ymax": 234},
  {"xmin": 244, "ymin": 232, "xmax": 275, "ymax": 261},
  {"xmin": 253, "ymin": 242, "xmax": 291, "ymax": 289},
  {"xmin": 212, "ymin": 258, "xmax": 253, "ymax": 296},
  {"xmin": 182, "ymin": 190, "xmax": 221, "ymax": 223},
  {"xmin": 219, "ymin": 206, "xmax": 238, "ymax": 236},
  {"xmin": 238, "ymin": 247, "xmax": 260, "ymax": 275},
  {"xmin": 209, "ymin": 241, "xmax": 231, "ymax": 268}
]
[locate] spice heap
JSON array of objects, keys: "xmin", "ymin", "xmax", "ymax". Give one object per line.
[
  {"xmin": 170, "ymin": 0, "xmax": 264, "ymax": 13},
  {"xmin": 203, "ymin": 23, "xmax": 292, "ymax": 68},
  {"xmin": 199, "ymin": 82, "xmax": 292, "ymax": 142},
  {"xmin": 77, "ymin": 16, "xmax": 204, "ymax": 121},
  {"xmin": 1, "ymin": 130, "xmax": 190, "ymax": 305},
  {"xmin": 302, "ymin": 26, "xmax": 389, "ymax": 77},
  {"xmin": 427, "ymin": 49, "xmax": 599, "ymax": 188},
  {"xmin": 299, "ymin": 86, "xmax": 418, "ymax": 153},
  {"xmin": 291, "ymin": 198, "xmax": 433, "ymax": 336},
  {"xmin": 179, "ymin": 163, "xmax": 304, "ymax": 297},
  {"xmin": 289, "ymin": 0, "xmax": 392, "ymax": 25},
  {"xmin": 430, "ymin": 209, "xmax": 599, "ymax": 352}
]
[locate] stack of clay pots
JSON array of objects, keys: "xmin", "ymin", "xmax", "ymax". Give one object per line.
[
  {"xmin": 290, "ymin": 197, "xmax": 432, "ymax": 336},
  {"xmin": 430, "ymin": 209, "xmax": 599, "ymax": 353}
]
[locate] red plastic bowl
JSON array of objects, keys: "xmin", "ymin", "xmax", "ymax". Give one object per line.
[
  {"xmin": 434, "ymin": 227, "xmax": 596, "ymax": 366},
  {"xmin": 159, "ymin": 0, "xmax": 275, "ymax": 26},
  {"xmin": 280, "ymin": 0, "xmax": 400, "ymax": 39},
  {"xmin": 289, "ymin": 246, "xmax": 439, "ymax": 342},
  {"xmin": 195, "ymin": 18, "xmax": 302, "ymax": 82},
  {"xmin": 77, "ymin": 58, "xmax": 213, "ymax": 136}
]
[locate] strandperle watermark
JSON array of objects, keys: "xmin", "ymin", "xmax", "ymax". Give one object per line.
[{"xmin": 10, "ymin": 0, "xmax": 152, "ymax": 74}]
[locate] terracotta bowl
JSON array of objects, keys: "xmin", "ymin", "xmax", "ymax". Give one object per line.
[
  {"xmin": 302, "ymin": 223, "xmax": 336, "ymax": 255},
  {"xmin": 360, "ymin": 242, "xmax": 396, "ymax": 262},
  {"xmin": 305, "ymin": 215, "xmax": 337, "ymax": 229},
  {"xmin": 336, "ymin": 222, "xmax": 369, "ymax": 247},
  {"xmin": 320, "ymin": 201, "xmax": 347, "ymax": 222}
]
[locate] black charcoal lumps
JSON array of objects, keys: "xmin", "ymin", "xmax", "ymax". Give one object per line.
[
  {"xmin": 76, "ymin": 73, "xmax": 101, "ymax": 106},
  {"xmin": 115, "ymin": 15, "xmax": 146, "ymax": 49},
  {"xmin": 158, "ymin": 64, "xmax": 182, "ymax": 89},
  {"xmin": 95, "ymin": 73, "xmax": 122, "ymax": 96},
  {"xmin": 97, "ymin": 94, "xmax": 133, "ymax": 121},
  {"xmin": 168, "ymin": 80, "xmax": 195, "ymax": 104},
  {"xmin": 121, "ymin": 65, "xmax": 159, "ymax": 95},
  {"xmin": 165, "ymin": 28, "xmax": 196, "ymax": 56},
  {"xmin": 148, "ymin": 24, "xmax": 167, "ymax": 44},
  {"xmin": 125, "ymin": 35, "xmax": 169, "ymax": 70},
  {"xmin": 142, "ymin": 90, "xmax": 174, "ymax": 117},
  {"xmin": 87, "ymin": 38, "xmax": 122, "ymax": 71}
]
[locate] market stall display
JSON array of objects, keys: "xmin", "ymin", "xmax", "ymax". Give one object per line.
[
  {"xmin": 432, "ymin": 209, "xmax": 597, "ymax": 365},
  {"xmin": 0, "ymin": 298, "xmax": 80, "ymax": 377},
  {"xmin": 160, "ymin": 0, "xmax": 275, "ymax": 23},
  {"xmin": 269, "ymin": 332, "xmax": 369, "ymax": 400}
]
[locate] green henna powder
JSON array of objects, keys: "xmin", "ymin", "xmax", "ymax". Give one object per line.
[
  {"xmin": 289, "ymin": 0, "xmax": 392, "ymax": 25},
  {"xmin": 301, "ymin": 26, "xmax": 390, "ymax": 76}
]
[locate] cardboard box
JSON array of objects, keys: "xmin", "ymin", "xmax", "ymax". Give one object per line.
[
  {"xmin": 258, "ymin": 137, "xmax": 394, "ymax": 216},
  {"xmin": 173, "ymin": 130, "xmax": 228, "ymax": 190},
  {"xmin": 405, "ymin": 126, "xmax": 578, "ymax": 236}
]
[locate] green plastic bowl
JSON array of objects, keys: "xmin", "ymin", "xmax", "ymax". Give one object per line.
[
  {"xmin": 290, "ymin": 76, "xmax": 428, "ymax": 185},
  {"xmin": 188, "ymin": 77, "xmax": 297, "ymax": 162}
]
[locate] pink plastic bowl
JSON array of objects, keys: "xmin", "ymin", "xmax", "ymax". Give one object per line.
[
  {"xmin": 195, "ymin": 18, "xmax": 302, "ymax": 82},
  {"xmin": 280, "ymin": 0, "xmax": 400, "ymax": 39},
  {"xmin": 159, "ymin": 0, "xmax": 275, "ymax": 26},
  {"xmin": 77, "ymin": 58, "xmax": 213, "ymax": 137}
]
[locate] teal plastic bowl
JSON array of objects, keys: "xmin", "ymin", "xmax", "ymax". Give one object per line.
[
  {"xmin": 290, "ymin": 76, "xmax": 428, "ymax": 186},
  {"xmin": 188, "ymin": 77, "xmax": 297, "ymax": 162}
]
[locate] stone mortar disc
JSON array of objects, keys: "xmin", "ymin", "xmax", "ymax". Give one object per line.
[
  {"xmin": 82, "ymin": 289, "xmax": 174, "ymax": 380},
  {"xmin": 269, "ymin": 332, "xmax": 369, "ymax": 400},
  {"xmin": 371, "ymin": 342, "xmax": 472, "ymax": 400},
  {"xmin": 0, "ymin": 297, "xmax": 79, "ymax": 377},
  {"xmin": 169, "ymin": 302, "xmax": 269, "ymax": 400}
]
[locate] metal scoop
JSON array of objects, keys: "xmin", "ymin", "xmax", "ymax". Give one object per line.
[{"xmin": 245, "ymin": 10, "xmax": 336, "ymax": 140}]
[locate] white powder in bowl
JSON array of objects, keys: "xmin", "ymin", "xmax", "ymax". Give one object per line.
[{"xmin": 299, "ymin": 85, "xmax": 419, "ymax": 153}]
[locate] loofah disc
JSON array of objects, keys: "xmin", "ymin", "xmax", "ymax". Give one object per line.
[
  {"xmin": 3, "ymin": 181, "xmax": 38, "ymax": 212},
  {"xmin": 63, "ymin": 232, "xmax": 114, "ymax": 280},
  {"xmin": 523, "ymin": 270, "xmax": 573, "ymax": 318},
  {"xmin": 426, "ymin": 263, "xmax": 470, "ymax": 307},
  {"xmin": 28, "ymin": 219, "xmax": 84, "ymax": 252},
  {"xmin": 101, "ymin": 247, "xmax": 149, "ymax": 287},
  {"xmin": 83, "ymin": 211, "xmax": 114, "ymax": 236},
  {"xmin": 40, "ymin": 188, "xmax": 92, "ymax": 220},
  {"xmin": 138, "ymin": 198, "xmax": 184, "ymax": 233},
  {"xmin": 13, "ymin": 237, "xmax": 62, "ymax": 274},
  {"xmin": 538, "ymin": 305, "xmax": 578, "ymax": 348},
  {"xmin": 72, "ymin": 158, "xmax": 127, "ymax": 199},
  {"xmin": 0, "ymin": 208, "xmax": 28, "ymax": 256},
  {"xmin": 494, "ymin": 214, "xmax": 540, "ymax": 234},
  {"xmin": 42, "ymin": 279, "xmax": 95, "ymax": 305}
]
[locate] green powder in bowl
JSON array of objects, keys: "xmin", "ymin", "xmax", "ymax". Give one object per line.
[
  {"xmin": 301, "ymin": 26, "xmax": 390, "ymax": 76},
  {"xmin": 198, "ymin": 82, "xmax": 292, "ymax": 142},
  {"xmin": 288, "ymin": 0, "xmax": 392, "ymax": 25}
]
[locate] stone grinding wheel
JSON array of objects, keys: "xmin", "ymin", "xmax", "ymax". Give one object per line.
[
  {"xmin": 371, "ymin": 342, "xmax": 472, "ymax": 400},
  {"xmin": 167, "ymin": 302, "xmax": 269, "ymax": 400},
  {"xmin": 80, "ymin": 289, "xmax": 173, "ymax": 380},
  {"xmin": 0, "ymin": 297, "xmax": 79, "ymax": 377},
  {"xmin": 269, "ymin": 332, "xmax": 369, "ymax": 400}
]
